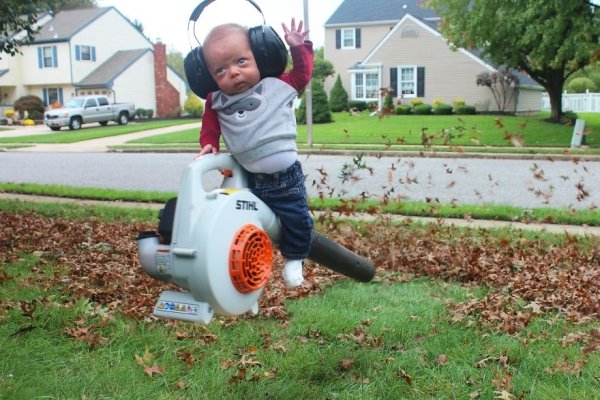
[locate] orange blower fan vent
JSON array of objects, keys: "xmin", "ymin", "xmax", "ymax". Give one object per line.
[{"xmin": 229, "ymin": 224, "xmax": 273, "ymax": 293}]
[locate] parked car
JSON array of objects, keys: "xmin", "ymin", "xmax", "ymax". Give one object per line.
[{"xmin": 44, "ymin": 96, "xmax": 135, "ymax": 131}]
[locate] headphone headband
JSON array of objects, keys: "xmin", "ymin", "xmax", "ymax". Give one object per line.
[
  {"xmin": 189, "ymin": 0, "xmax": 266, "ymax": 25},
  {"xmin": 184, "ymin": 0, "xmax": 288, "ymax": 99}
]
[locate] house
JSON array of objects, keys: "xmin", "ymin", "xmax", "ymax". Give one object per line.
[
  {"xmin": 0, "ymin": 7, "xmax": 187, "ymax": 118},
  {"xmin": 323, "ymin": 0, "xmax": 543, "ymax": 113}
]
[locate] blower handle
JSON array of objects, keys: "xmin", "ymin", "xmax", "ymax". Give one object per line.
[
  {"xmin": 308, "ymin": 232, "xmax": 375, "ymax": 282},
  {"xmin": 188, "ymin": 153, "xmax": 248, "ymax": 195}
]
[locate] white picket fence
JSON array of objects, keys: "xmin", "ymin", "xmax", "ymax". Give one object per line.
[{"xmin": 541, "ymin": 91, "xmax": 600, "ymax": 113}]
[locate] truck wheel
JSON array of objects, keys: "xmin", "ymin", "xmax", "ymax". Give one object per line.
[
  {"xmin": 118, "ymin": 112, "xmax": 129, "ymax": 125},
  {"xmin": 69, "ymin": 117, "xmax": 82, "ymax": 130},
  {"xmin": 50, "ymin": 127, "xmax": 61, "ymax": 131},
  {"xmin": 99, "ymin": 121, "xmax": 108, "ymax": 126}
]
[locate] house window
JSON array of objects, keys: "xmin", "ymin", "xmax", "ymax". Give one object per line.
[
  {"xmin": 353, "ymin": 72, "xmax": 379, "ymax": 100},
  {"xmin": 42, "ymin": 88, "xmax": 64, "ymax": 107},
  {"xmin": 399, "ymin": 66, "xmax": 417, "ymax": 97},
  {"xmin": 342, "ymin": 28, "xmax": 355, "ymax": 48},
  {"xmin": 75, "ymin": 45, "xmax": 96, "ymax": 62},
  {"xmin": 336, "ymin": 28, "xmax": 361, "ymax": 49},
  {"xmin": 38, "ymin": 46, "xmax": 58, "ymax": 68}
]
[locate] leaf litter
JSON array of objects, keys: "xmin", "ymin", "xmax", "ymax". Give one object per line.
[{"xmin": 1, "ymin": 208, "xmax": 599, "ymax": 385}]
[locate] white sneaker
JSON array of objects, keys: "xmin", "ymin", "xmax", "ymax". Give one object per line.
[{"xmin": 283, "ymin": 259, "xmax": 304, "ymax": 288}]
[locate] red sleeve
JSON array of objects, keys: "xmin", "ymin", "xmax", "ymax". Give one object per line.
[
  {"xmin": 199, "ymin": 93, "xmax": 221, "ymax": 151},
  {"xmin": 279, "ymin": 41, "xmax": 314, "ymax": 92}
]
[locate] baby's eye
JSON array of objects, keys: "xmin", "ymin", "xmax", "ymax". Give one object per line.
[
  {"xmin": 215, "ymin": 67, "xmax": 226, "ymax": 75},
  {"xmin": 237, "ymin": 58, "xmax": 248, "ymax": 65}
]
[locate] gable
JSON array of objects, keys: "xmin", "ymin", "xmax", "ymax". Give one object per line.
[
  {"xmin": 363, "ymin": 14, "xmax": 495, "ymax": 72},
  {"xmin": 32, "ymin": 7, "xmax": 111, "ymax": 44}
]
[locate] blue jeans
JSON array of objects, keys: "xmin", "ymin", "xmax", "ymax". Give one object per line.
[{"xmin": 247, "ymin": 161, "xmax": 313, "ymax": 260}]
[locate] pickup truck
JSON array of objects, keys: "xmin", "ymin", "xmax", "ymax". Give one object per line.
[{"xmin": 44, "ymin": 95, "xmax": 135, "ymax": 131}]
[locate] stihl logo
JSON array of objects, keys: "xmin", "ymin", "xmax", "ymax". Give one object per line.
[{"xmin": 236, "ymin": 200, "xmax": 258, "ymax": 211}]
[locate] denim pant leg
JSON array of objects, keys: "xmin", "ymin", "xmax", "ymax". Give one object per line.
[{"xmin": 249, "ymin": 161, "xmax": 313, "ymax": 260}]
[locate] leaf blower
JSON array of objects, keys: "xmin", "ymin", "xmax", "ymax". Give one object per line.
[{"xmin": 137, "ymin": 154, "xmax": 375, "ymax": 324}]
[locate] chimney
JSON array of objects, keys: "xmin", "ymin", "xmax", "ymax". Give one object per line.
[{"xmin": 154, "ymin": 41, "xmax": 181, "ymax": 118}]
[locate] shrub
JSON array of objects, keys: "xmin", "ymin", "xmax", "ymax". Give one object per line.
[
  {"xmin": 23, "ymin": 119, "xmax": 36, "ymax": 126},
  {"xmin": 433, "ymin": 103, "xmax": 453, "ymax": 115},
  {"xmin": 135, "ymin": 108, "xmax": 154, "ymax": 118},
  {"xmin": 561, "ymin": 111, "xmax": 578, "ymax": 125},
  {"xmin": 452, "ymin": 98, "xmax": 466, "ymax": 108},
  {"xmin": 566, "ymin": 77, "xmax": 597, "ymax": 93},
  {"xmin": 347, "ymin": 100, "xmax": 368, "ymax": 111},
  {"xmin": 14, "ymin": 95, "xmax": 44, "ymax": 118},
  {"xmin": 409, "ymin": 98, "xmax": 424, "ymax": 108},
  {"xmin": 3, "ymin": 109, "xmax": 14, "ymax": 118},
  {"xmin": 329, "ymin": 74, "xmax": 348, "ymax": 112},
  {"xmin": 394, "ymin": 105, "xmax": 412, "ymax": 115},
  {"xmin": 184, "ymin": 93, "xmax": 204, "ymax": 117},
  {"xmin": 432, "ymin": 98, "xmax": 444, "ymax": 107},
  {"xmin": 413, "ymin": 104, "xmax": 432, "ymax": 115},
  {"xmin": 454, "ymin": 105, "xmax": 477, "ymax": 115},
  {"xmin": 297, "ymin": 79, "xmax": 332, "ymax": 124},
  {"xmin": 383, "ymin": 90, "xmax": 394, "ymax": 112}
]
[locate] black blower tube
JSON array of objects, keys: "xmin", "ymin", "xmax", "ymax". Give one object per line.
[{"xmin": 308, "ymin": 232, "xmax": 375, "ymax": 282}]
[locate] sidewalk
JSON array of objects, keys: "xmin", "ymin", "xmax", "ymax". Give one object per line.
[{"xmin": 2, "ymin": 122, "xmax": 201, "ymax": 152}]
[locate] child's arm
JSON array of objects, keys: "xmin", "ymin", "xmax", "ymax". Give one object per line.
[
  {"xmin": 280, "ymin": 18, "xmax": 314, "ymax": 91},
  {"xmin": 197, "ymin": 94, "xmax": 221, "ymax": 157}
]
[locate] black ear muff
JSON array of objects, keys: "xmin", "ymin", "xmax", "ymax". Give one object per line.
[
  {"xmin": 185, "ymin": 0, "xmax": 289, "ymax": 99},
  {"xmin": 249, "ymin": 25, "xmax": 288, "ymax": 79},
  {"xmin": 184, "ymin": 46, "xmax": 219, "ymax": 99}
]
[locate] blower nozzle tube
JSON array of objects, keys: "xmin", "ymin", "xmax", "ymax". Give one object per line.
[{"xmin": 308, "ymin": 232, "xmax": 375, "ymax": 282}]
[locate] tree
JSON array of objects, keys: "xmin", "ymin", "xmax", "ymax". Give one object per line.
[
  {"xmin": 329, "ymin": 74, "xmax": 348, "ymax": 112},
  {"xmin": 167, "ymin": 50, "xmax": 185, "ymax": 82},
  {"xmin": 1, "ymin": 0, "xmax": 55, "ymax": 56},
  {"xmin": 46, "ymin": 0, "xmax": 96, "ymax": 13},
  {"xmin": 297, "ymin": 79, "xmax": 331, "ymax": 124},
  {"xmin": 476, "ymin": 70, "xmax": 519, "ymax": 113},
  {"xmin": 1, "ymin": 0, "xmax": 96, "ymax": 57},
  {"xmin": 428, "ymin": 0, "xmax": 599, "ymax": 123},
  {"xmin": 312, "ymin": 47, "xmax": 334, "ymax": 82}
]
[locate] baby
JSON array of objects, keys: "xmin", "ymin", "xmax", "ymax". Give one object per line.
[{"xmin": 197, "ymin": 19, "xmax": 314, "ymax": 287}]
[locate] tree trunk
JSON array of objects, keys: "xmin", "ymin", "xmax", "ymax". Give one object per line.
[{"xmin": 545, "ymin": 69, "xmax": 565, "ymax": 123}]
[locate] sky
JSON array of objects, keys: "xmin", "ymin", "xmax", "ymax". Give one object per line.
[{"xmin": 96, "ymin": 0, "xmax": 344, "ymax": 54}]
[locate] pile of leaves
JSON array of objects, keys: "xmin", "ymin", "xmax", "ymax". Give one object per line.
[{"xmin": 1, "ymin": 210, "xmax": 599, "ymax": 334}]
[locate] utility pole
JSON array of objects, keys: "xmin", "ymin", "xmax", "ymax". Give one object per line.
[{"xmin": 303, "ymin": 0, "xmax": 313, "ymax": 147}]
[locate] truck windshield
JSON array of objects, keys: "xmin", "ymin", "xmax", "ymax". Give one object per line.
[{"xmin": 64, "ymin": 99, "xmax": 85, "ymax": 108}]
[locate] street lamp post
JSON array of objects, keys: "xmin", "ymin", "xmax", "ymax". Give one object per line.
[{"xmin": 303, "ymin": 0, "xmax": 313, "ymax": 147}]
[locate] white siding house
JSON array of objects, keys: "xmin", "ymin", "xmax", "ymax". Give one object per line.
[
  {"xmin": 324, "ymin": 0, "xmax": 543, "ymax": 114},
  {"xmin": 0, "ymin": 7, "xmax": 187, "ymax": 118}
]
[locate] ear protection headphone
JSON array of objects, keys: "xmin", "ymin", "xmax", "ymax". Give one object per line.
[{"xmin": 184, "ymin": 0, "xmax": 289, "ymax": 99}]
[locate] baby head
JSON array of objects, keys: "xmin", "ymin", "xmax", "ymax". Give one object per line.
[{"xmin": 203, "ymin": 24, "xmax": 261, "ymax": 95}]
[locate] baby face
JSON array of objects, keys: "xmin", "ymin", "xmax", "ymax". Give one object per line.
[{"xmin": 204, "ymin": 28, "xmax": 261, "ymax": 95}]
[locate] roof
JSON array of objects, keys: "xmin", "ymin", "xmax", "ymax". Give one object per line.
[
  {"xmin": 325, "ymin": 0, "xmax": 438, "ymax": 26},
  {"xmin": 32, "ymin": 7, "xmax": 111, "ymax": 44},
  {"xmin": 77, "ymin": 48, "xmax": 150, "ymax": 88}
]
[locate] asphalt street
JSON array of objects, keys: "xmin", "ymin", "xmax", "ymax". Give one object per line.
[{"xmin": 1, "ymin": 151, "xmax": 599, "ymax": 210}]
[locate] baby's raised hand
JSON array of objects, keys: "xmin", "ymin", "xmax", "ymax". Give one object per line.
[{"xmin": 282, "ymin": 18, "xmax": 309, "ymax": 48}]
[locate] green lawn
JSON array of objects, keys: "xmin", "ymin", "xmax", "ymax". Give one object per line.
[
  {"xmin": 128, "ymin": 112, "xmax": 600, "ymax": 149},
  {"xmin": 0, "ymin": 119, "xmax": 196, "ymax": 144}
]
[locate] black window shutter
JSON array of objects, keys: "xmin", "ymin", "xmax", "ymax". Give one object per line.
[
  {"xmin": 336, "ymin": 29, "xmax": 341, "ymax": 49},
  {"xmin": 390, "ymin": 67, "xmax": 397, "ymax": 96},
  {"xmin": 355, "ymin": 28, "xmax": 361, "ymax": 48},
  {"xmin": 417, "ymin": 67, "xmax": 425, "ymax": 97}
]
